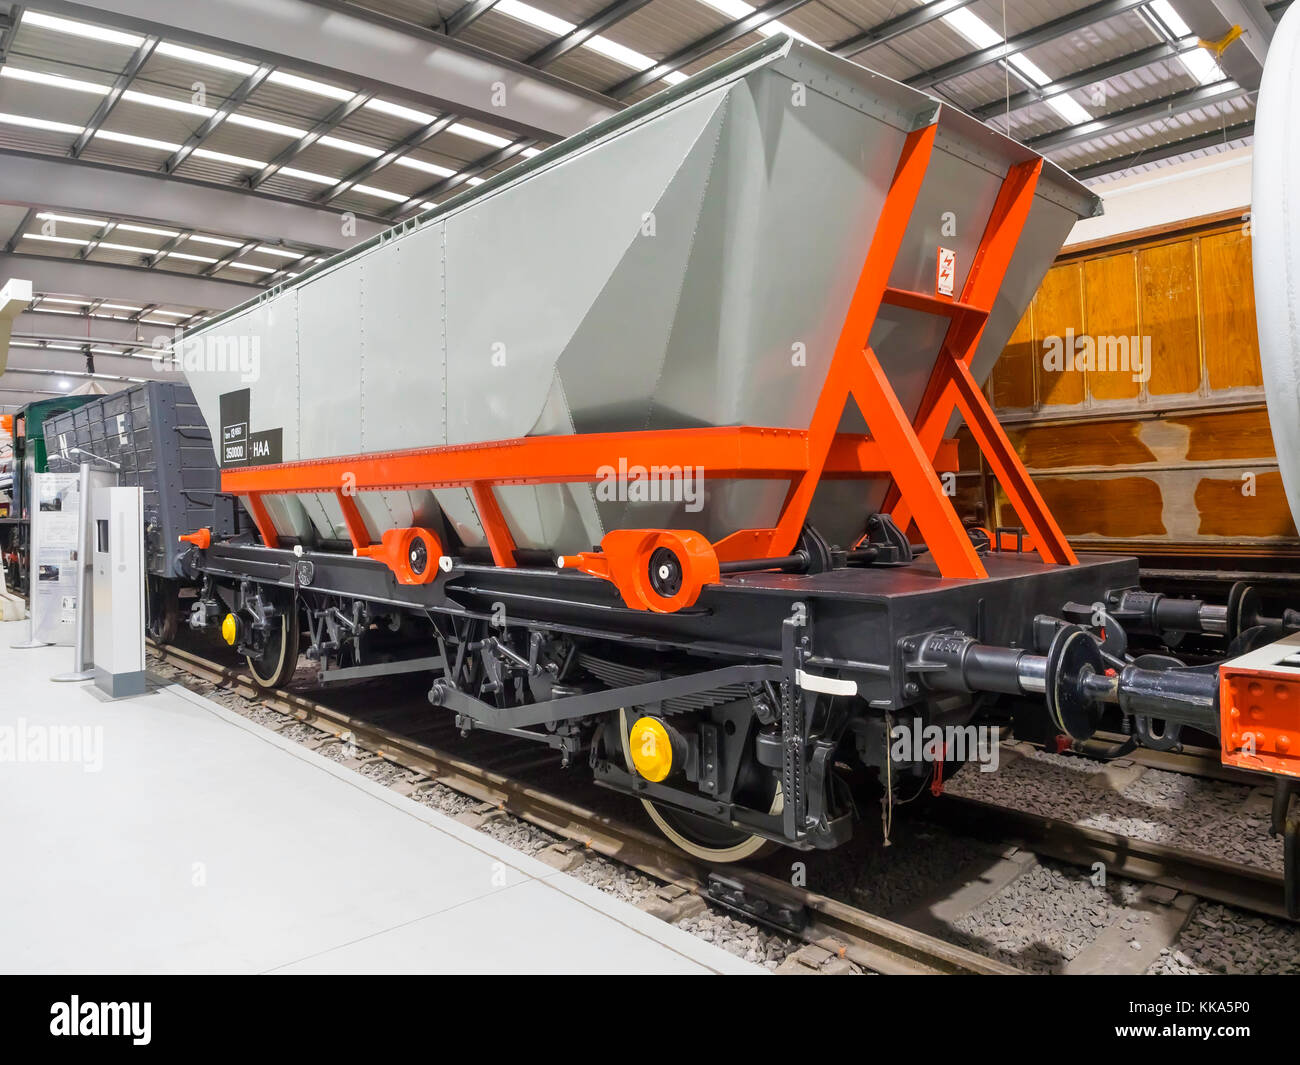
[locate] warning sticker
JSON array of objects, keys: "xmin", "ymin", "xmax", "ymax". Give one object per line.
[{"xmin": 936, "ymin": 246, "xmax": 956, "ymax": 298}]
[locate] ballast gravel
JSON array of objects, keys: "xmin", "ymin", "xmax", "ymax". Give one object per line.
[
  {"xmin": 945, "ymin": 743, "xmax": 1284, "ymax": 871},
  {"xmin": 1149, "ymin": 903, "xmax": 1300, "ymax": 974},
  {"xmin": 946, "ymin": 860, "xmax": 1141, "ymax": 973}
]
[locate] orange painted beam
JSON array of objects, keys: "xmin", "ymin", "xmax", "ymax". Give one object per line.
[
  {"xmin": 244, "ymin": 493, "xmax": 280, "ymax": 550},
  {"xmin": 471, "ymin": 483, "xmax": 518, "ymax": 568},
  {"xmin": 335, "ymin": 490, "xmax": 372, "ymax": 550},
  {"xmin": 889, "ymin": 158, "xmax": 1048, "ymax": 538},
  {"xmin": 946, "ymin": 356, "xmax": 1076, "ymax": 566},
  {"xmin": 882, "ymin": 286, "xmax": 987, "ymax": 319},
  {"xmin": 851, "ymin": 347, "xmax": 986, "ymax": 579},
  {"xmin": 770, "ymin": 122, "xmax": 940, "ymax": 556}
]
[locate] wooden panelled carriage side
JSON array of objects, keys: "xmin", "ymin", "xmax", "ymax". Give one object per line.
[{"xmin": 961, "ymin": 208, "xmax": 1299, "ymax": 581}]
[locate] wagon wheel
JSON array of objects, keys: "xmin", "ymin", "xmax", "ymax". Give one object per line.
[
  {"xmin": 146, "ymin": 579, "xmax": 180, "ymax": 645},
  {"xmin": 617, "ymin": 709, "xmax": 780, "ymax": 863},
  {"xmin": 246, "ymin": 607, "xmax": 301, "ymax": 689}
]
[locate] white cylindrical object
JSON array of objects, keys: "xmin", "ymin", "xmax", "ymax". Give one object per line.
[{"xmin": 1253, "ymin": 3, "xmax": 1300, "ymax": 527}]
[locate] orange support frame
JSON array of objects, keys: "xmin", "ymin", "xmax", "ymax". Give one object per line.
[
  {"xmin": 219, "ymin": 120, "xmax": 1076, "ymax": 600},
  {"xmin": 882, "ymin": 156, "xmax": 1077, "ymax": 567}
]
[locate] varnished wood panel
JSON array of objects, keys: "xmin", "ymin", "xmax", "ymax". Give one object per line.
[
  {"xmin": 1195, "ymin": 473, "xmax": 1298, "ymax": 538},
  {"xmin": 1174, "ymin": 407, "xmax": 1277, "ymax": 462},
  {"xmin": 1034, "ymin": 263, "xmax": 1085, "ymax": 406},
  {"xmin": 1083, "ymin": 252, "xmax": 1141, "ymax": 401},
  {"xmin": 972, "ymin": 220, "xmax": 1291, "ymax": 551},
  {"xmin": 1009, "ymin": 419, "xmax": 1156, "ymax": 470},
  {"xmin": 991, "ymin": 307, "xmax": 1035, "ymax": 409},
  {"xmin": 1139, "ymin": 240, "xmax": 1201, "ymax": 396},
  {"xmin": 1199, "ymin": 228, "xmax": 1262, "ymax": 390},
  {"xmin": 1021, "ymin": 477, "xmax": 1167, "ymax": 538}
]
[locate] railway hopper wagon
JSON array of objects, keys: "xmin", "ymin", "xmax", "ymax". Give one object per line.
[{"xmin": 169, "ymin": 35, "xmax": 1300, "ymax": 908}]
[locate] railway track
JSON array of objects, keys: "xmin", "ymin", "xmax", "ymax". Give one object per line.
[
  {"xmin": 1089, "ymin": 730, "xmax": 1262, "ymax": 787},
  {"xmin": 934, "ymin": 794, "xmax": 1290, "ymax": 920},
  {"xmin": 147, "ymin": 641, "xmax": 1016, "ymax": 976}
]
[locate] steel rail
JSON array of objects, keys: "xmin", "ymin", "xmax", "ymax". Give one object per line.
[{"xmin": 148, "ymin": 641, "xmax": 1017, "ymax": 975}]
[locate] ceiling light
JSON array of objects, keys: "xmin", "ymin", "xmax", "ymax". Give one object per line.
[
  {"xmin": 117, "ymin": 223, "xmax": 181, "ymax": 238},
  {"xmin": 36, "ymin": 212, "xmax": 108, "ymax": 227},
  {"xmin": 192, "ymin": 147, "xmax": 268, "ymax": 168},
  {"xmin": 96, "ymin": 129, "xmax": 181, "ymax": 151},
  {"xmin": 255, "ymin": 247, "xmax": 304, "ymax": 259},
  {"xmin": 448, "ymin": 123, "xmax": 511, "ymax": 149},
  {"xmin": 1179, "ymin": 46, "xmax": 1229, "ymax": 87},
  {"xmin": 1045, "ymin": 93, "xmax": 1095, "ymax": 126},
  {"xmin": 394, "ymin": 157, "xmax": 455, "ymax": 177},
  {"xmin": 96, "ymin": 241, "xmax": 157, "ymax": 254},
  {"xmin": 0, "ymin": 112, "xmax": 84, "ymax": 134},
  {"xmin": 1148, "ymin": 1, "xmax": 1228, "ymax": 87},
  {"xmin": 0, "ymin": 66, "xmax": 110, "ymax": 95},
  {"xmin": 121, "ymin": 89, "xmax": 215, "ymax": 117},
  {"xmin": 495, "ymin": 0, "xmax": 571, "ymax": 36},
  {"xmin": 940, "ymin": 5, "xmax": 1097, "ymax": 128},
  {"xmin": 1008, "ymin": 55, "xmax": 1052, "ymax": 88},
  {"xmin": 188, "ymin": 235, "xmax": 243, "ymax": 248},
  {"xmin": 154, "ymin": 41, "xmax": 256, "ymax": 76},
  {"xmin": 319, "ymin": 135, "xmax": 383, "ymax": 157},
  {"xmin": 24, "ymin": 232, "xmax": 91, "ymax": 246},
  {"xmin": 495, "ymin": 0, "xmax": 693, "ymax": 84},
  {"xmin": 365, "ymin": 98, "xmax": 437, "ymax": 124},
  {"xmin": 352, "ymin": 183, "xmax": 407, "ymax": 202},
  {"xmin": 226, "ymin": 113, "xmax": 308, "ymax": 138},
  {"xmin": 266, "ymin": 71, "xmax": 355, "ymax": 101},
  {"xmin": 943, "ymin": 7, "xmax": 1004, "ymax": 49},
  {"xmin": 279, "ymin": 167, "xmax": 339, "ymax": 185},
  {"xmin": 22, "ymin": 11, "xmax": 144, "ymax": 48},
  {"xmin": 225, "ymin": 262, "xmax": 277, "ymax": 274},
  {"xmin": 167, "ymin": 251, "xmax": 220, "ymax": 264},
  {"xmin": 692, "ymin": 0, "xmax": 813, "ymax": 44}
]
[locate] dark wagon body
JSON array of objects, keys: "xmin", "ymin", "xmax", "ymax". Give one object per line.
[{"xmin": 43, "ymin": 381, "xmax": 251, "ymax": 640}]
